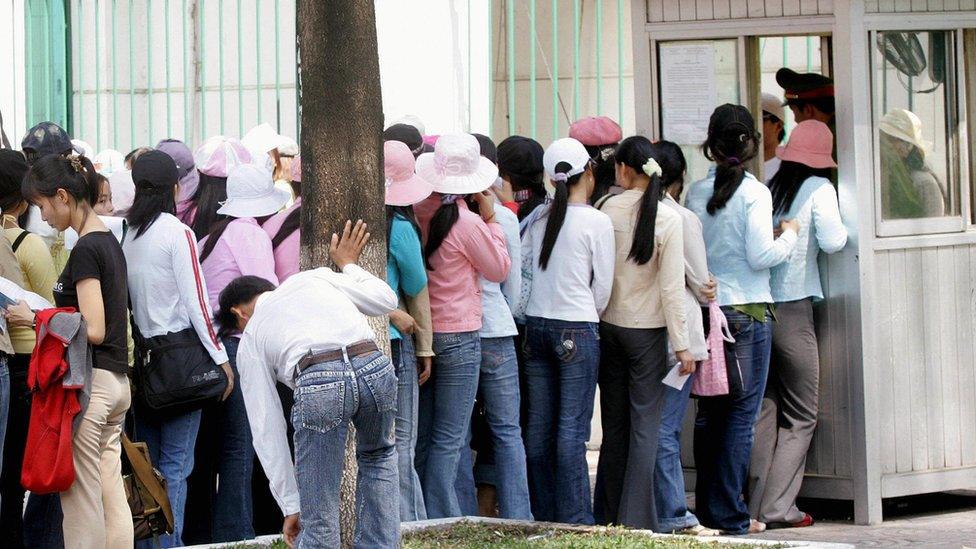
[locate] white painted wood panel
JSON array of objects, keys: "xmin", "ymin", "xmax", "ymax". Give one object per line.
[
  {"xmin": 782, "ymin": 0, "xmax": 802, "ymax": 15},
  {"xmin": 730, "ymin": 0, "xmax": 749, "ymax": 17},
  {"xmin": 895, "ymin": 0, "xmax": 912, "ymax": 11},
  {"xmin": 696, "ymin": 0, "xmax": 715, "ymax": 19},
  {"xmin": 764, "ymin": 0, "xmax": 785, "ymax": 15},
  {"xmin": 818, "ymin": 0, "xmax": 834, "ymax": 13},
  {"xmin": 712, "ymin": 0, "xmax": 732, "ymax": 18},
  {"xmin": 887, "ymin": 250, "xmax": 915, "ymax": 473},
  {"xmin": 800, "ymin": 0, "xmax": 820, "ymax": 14},
  {"xmin": 928, "ymin": 0, "xmax": 946, "ymax": 10},
  {"xmin": 680, "ymin": 0, "xmax": 699, "ymax": 19},
  {"xmin": 912, "ymin": 0, "xmax": 930, "ymax": 10},
  {"xmin": 961, "ymin": 247, "xmax": 976, "ymax": 466},
  {"xmin": 875, "ymin": 252, "xmax": 897, "ymax": 475},
  {"xmin": 649, "ymin": 0, "xmax": 665, "ymax": 22},
  {"xmin": 663, "ymin": 0, "xmax": 682, "ymax": 21},
  {"xmin": 939, "ymin": 247, "xmax": 961, "ymax": 469},
  {"xmin": 961, "ymin": 0, "xmax": 975, "ymax": 10},
  {"xmin": 921, "ymin": 249, "xmax": 946, "ymax": 469},
  {"xmin": 904, "ymin": 249, "xmax": 929, "ymax": 471},
  {"xmin": 747, "ymin": 0, "xmax": 767, "ymax": 16}
]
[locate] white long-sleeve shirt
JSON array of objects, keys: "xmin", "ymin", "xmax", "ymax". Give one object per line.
[
  {"xmin": 122, "ymin": 213, "xmax": 228, "ymax": 364},
  {"xmin": 479, "ymin": 204, "xmax": 520, "ymax": 338},
  {"xmin": 235, "ymin": 264, "xmax": 398, "ymax": 516},
  {"xmin": 523, "ymin": 203, "xmax": 615, "ymax": 323}
]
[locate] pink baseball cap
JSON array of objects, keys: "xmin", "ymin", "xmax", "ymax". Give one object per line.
[
  {"xmin": 776, "ymin": 120, "xmax": 837, "ymax": 169},
  {"xmin": 385, "ymin": 141, "xmax": 434, "ymax": 206},
  {"xmin": 193, "ymin": 136, "xmax": 252, "ymax": 178},
  {"xmin": 568, "ymin": 116, "xmax": 623, "ymax": 147},
  {"xmin": 290, "ymin": 155, "xmax": 302, "ymax": 182}
]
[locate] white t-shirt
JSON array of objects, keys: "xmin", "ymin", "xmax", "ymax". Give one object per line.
[{"xmin": 523, "ymin": 203, "xmax": 615, "ymax": 323}]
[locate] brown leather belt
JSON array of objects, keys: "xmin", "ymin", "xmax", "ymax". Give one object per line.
[{"xmin": 297, "ymin": 340, "xmax": 379, "ymax": 372}]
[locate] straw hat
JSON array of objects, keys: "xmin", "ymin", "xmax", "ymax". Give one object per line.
[
  {"xmin": 218, "ymin": 164, "xmax": 291, "ymax": 218},
  {"xmin": 415, "ymin": 133, "xmax": 498, "ymax": 195},
  {"xmin": 385, "ymin": 141, "xmax": 434, "ymax": 206},
  {"xmin": 880, "ymin": 109, "xmax": 932, "ymax": 156}
]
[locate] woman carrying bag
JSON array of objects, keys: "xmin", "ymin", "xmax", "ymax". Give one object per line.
[{"xmin": 121, "ymin": 150, "xmax": 232, "ymax": 548}]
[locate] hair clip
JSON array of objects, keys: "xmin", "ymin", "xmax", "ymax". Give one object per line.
[
  {"xmin": 726, "ymin": 156, "xmax": 742, "ymax": 166},
  {"xmin": 552, "ymin": 173, "xmax": 569, "ymax": 183},
  {"xmin": 68, "ymin": 154, "xmax": 84, "ymax": 173}
]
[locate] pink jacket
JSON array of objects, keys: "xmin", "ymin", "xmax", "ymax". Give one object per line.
[
  {"xmin": 414, "ymin": 196, "xmax": 511, "ymax": 333},
  {"xmin": 199, "ymin": 217, "xmax": 280, "ymax": 317},
  {"xmin": 261, "ymin": 197, "xmax": 301, "ymax": 282}
]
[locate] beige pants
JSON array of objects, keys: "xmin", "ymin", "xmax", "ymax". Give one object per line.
[{"xmin": 61, "ymin": 368, "xmax": 133, "ymax": 549}]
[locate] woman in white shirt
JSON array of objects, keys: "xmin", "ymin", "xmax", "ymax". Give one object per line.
[
  {"xmin": 122, "ymin": 151, "xmax": 231, "ymax": 548},
  {"xmin": 520, "ymin": 137, "xmax": 615, "ymax": 525},
  {"xmin": 591, "ymin": 136, "xmax": 691, "ymax": 531},
  {"xmin": 749, "ymin": 120, "xmax": 847, "ymax": 530}
]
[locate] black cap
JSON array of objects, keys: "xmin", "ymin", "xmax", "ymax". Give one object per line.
[
  {"xmin": 21, "ymin": 122, "xmax": 76, "ymax": 158},
  {"xmin": 132, "ymin": 149, "xmax": 179, "ymax": 190},
  {"xmin": 775, "ymin": 68, "xmax": 834, "ymax": 103},
  {"xmin": 383, "ymin": 124, "xmax": 425, "ymax": 157},
  {"xmin": 0, "ymin": 149, "xmax": 28, "ymax": 207},
  {"xmin": 471, "ymin": 133, "xmax": 497, "ymax": 164},
  {"xmin": 497, "ymin": 136, "xmax": 544, "ymax": 177}
]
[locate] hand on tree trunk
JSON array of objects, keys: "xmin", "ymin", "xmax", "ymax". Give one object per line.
[{"xmin": 329, "ymin": 219, "xmax": 371, "ymax": 270}]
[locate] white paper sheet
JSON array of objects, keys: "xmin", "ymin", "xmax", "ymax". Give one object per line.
[
  {"xmin": 659, "ymin": 43, "xmax": 718, "ymax": 145},
  {"xmin": 662, "ymin": 362, "xmax": 691, "ymax": 390},
  {"xmin": 0, "ymin": 276, "xmax": 55, "ymax": 311}
]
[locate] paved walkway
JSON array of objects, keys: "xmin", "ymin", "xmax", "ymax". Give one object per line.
[{"xmin": 586, "ymin": 450, "xmax": 976, "ymax": 548}]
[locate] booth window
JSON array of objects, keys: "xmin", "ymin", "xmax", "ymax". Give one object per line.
[{"xmin": 872, "ymin": 30, "xmax": 964, "ymax": 237}]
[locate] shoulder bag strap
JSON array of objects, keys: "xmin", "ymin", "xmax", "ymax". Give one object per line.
[
  {"xmin": 121, "ymin": 433, "xmax": 174, "ymax": 529},
  {"xmin": 11, "ymin": 230, "xmax": 29, "ymax": 253}
]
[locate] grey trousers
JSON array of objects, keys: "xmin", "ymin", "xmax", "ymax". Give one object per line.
[
  {"xmin": 748, "ymin": 298, "xmax": 820, "ymax": 524},
  {"xmin": 593, "ymin": 323, "xmax": 669, "ymax": 530}
]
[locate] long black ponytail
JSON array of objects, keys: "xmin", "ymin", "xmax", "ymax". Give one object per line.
[
  {"xmin": 651, "ymin": 140, "xmax": 687, "ymax": 197},
  {"xmin": 769, "ymin": 160, "xmax": 832, "ymax": 215},
  {"xmin": 538, "ymin": 163, "xmax": 580, "ymax": 270},
  {"xmin": 702, "ymin": 104, "xmax": 760, "ymax": 215},
  {"xmin": 423, "ymin": 195, "xmax": 460, "ymax": 270},
  {"xmin": 22, "ymin": 153, "xmax": 100, "ymax": 206},
  {"xmin": 615, "ymin": 136, "xmax": 663, "ymax": 266}
]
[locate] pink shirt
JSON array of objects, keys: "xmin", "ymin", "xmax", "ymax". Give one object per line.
[
  {"xmin": 200, "ymin": 217, "xmax": 280, "ymax": 317},
  {"xmin": 414, "ymin": 196, "xmax": 511, "ymax": 333},
  {"xmin": 261, "ymin": 197, "xmax": 301, "ymax": 282}
]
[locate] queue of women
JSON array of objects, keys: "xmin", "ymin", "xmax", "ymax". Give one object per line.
[{"xmin": 0, "ymin": 97, "xmax": 847, "ymax": 547}]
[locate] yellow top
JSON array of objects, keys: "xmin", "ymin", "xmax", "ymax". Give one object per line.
[{"xmin": 3, "ymin": 216, "xmax": 58, "ymax": 355}]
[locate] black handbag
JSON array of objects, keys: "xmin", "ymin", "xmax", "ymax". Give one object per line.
[{"xmin": 132, "ymin": 325, "xmax": 227, "ymax": 415}]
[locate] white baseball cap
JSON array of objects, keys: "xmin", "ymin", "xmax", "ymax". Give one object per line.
[
  {"xmin": 218, "ymin": 164, "xmax": 291, "ymax": 218},
  {"xmin": 543, "ymin": 138, "xmax": 591, "ymax": 181},
  {"xmin": 761, "ymin": 93, "xmax": 786, "ymax": 122}
]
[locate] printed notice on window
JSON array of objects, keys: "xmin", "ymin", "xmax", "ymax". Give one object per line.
[{"xmin": 660, "ymin": 43, "xmax": 718, "ymax": 145}]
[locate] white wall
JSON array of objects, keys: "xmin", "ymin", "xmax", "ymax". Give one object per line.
[{"xmin": 0, "ymin": 0, "xmax": 27, "ymax": 147}]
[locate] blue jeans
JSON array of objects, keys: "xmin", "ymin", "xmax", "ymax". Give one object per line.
[
  {"xmin": 0, "ymin": 358, "xmax": 8, "ymax": 503},
  {"xmin": 213, "ymin": 337, "xmax": 254, "ymax": 541},
  {"xmin": 453, "ymin": 337, "xmax": 532, "ymax": 519},
  {"xmin": 292, "ymin": 349, "xmax": 398, "ymax": 548},
  {"xmin": 655, "ymin": 374, "xmax": 699, "ymax": 532},
  {"xmin": 416, "ymin": 331, "xmax": 480, "ymax": 518},
  {"xmin": 522, "ymin": 317, "xmax": 600, "ymax": 525},
  {"xmin": 391, "ymin": 336, "xmax": 426, "ymax": 522},
  {"xmin": 694, "ymin": 308, "xmax": 772, "ymax": 534},
  {"xmin": 136, "ymin": 409, "xmax": 202, "ymax": 548}
]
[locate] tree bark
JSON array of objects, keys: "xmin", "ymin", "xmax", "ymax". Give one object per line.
[{"xmin": 296, "ymin": 1, "xmax": 386, "ymax": 546}]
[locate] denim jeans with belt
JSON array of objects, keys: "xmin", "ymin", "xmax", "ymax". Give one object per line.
[
  {"xmin": 654, "ymin": 373, "xmax": 700, "ymax": 532},
  {"xmin": 136, "ymin": 409, "xmax": 203, "ymax": 548},
  {"xmin": 522, "ymin": 316, "xmax": 600, "ymax": 525},
  {"xmin": 453, "ymin": 336, "xmax": 532, "ymax": 519},
  {"xmin": 391, "ymin": 336, "xmax": 426, "ymax": 522},
  {"xmin": 292, "ymin": 349, "xmax": 398, "ymax": 548},
  {"xmin": 694, "ymin": 308, "xmax": 772, "ymax": 534},
  {"xmin": 415, "ymin": 331, "xmax": 481, "ymax": 519}
]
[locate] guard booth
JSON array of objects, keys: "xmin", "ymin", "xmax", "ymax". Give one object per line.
[{"xmin": 629, "ymin": 1, "xmax": 976, "ymax": 525}]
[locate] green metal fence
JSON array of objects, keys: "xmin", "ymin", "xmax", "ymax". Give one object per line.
[{"xmin": 66, "ymin": 0, "xmax": 298, "ymax": 153}]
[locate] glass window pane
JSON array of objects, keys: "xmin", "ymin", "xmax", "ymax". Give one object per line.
[
  {"xmin": 875, "ymin": 30, "xmax": 959, "ymax": 222},
  {"xmin": 658, "ymin": 40, "xmax": 739, "ymax": 186}
]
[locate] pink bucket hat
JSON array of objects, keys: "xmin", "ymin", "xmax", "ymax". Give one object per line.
[
  {"xmin": 193, "ymin": 136, "xmax": 252, "ymax": 178},
  {"xmin": 568, "ymin": 116, "xmax": 623, "ymax": 147},
  {"xmin": 385, "ymin": 141, "xmax": 434, "ymax": 206},
  {"xmin": 776, "ymin": 120, "xmax": 836, "ymax": 169}
]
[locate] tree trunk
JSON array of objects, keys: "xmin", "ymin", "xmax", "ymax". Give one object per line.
[{"xmin": 296, "ymin": 1, "xmax": 386, "ymax": 546}]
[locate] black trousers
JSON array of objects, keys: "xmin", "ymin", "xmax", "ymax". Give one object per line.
[{"xmin": 593, "ymin": 323, "xmax": 669, "ymax": 530}]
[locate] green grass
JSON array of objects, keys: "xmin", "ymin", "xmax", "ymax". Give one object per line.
[{"xmin": 401, "ymin": 521, "xmax": 770, "ymax": 548}]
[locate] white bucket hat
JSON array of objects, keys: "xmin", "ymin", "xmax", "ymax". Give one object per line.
[
  {"xmin": 218, "ymin": 164, "xmax": 291, "ymax": 218},
  {"xmin": 543, "ymin": 138, "xmax": 591, "ymax": 182},
  {"xmin": 242, "ymin": 123, "xmax": 281, "ymax": 158},
  {"xmin": 415, "ymin": 133, "xmax": 499, "ymax": 195},
  {"xmin": 880, "ymin": 109, "xmax": 933, "ymax": 157}
]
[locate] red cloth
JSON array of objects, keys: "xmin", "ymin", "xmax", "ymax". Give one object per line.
[
  {"xmin": 502, "ymin": 201, "xmax": 520, "ymax": 216},
  {"xmin": 21, "ymin": 307, "xmax": 81, "ymax": 493}
]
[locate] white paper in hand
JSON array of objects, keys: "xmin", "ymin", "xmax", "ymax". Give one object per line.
[
  {"xmin": 0, "ymin": 276, "xmax": 55, "ymax": 310},
  {"xmin": 662, "ymin": 362, "xmax": 691, "ymax": 390}
]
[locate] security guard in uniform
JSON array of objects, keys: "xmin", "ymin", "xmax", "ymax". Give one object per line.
[{"xmin": 776, "ymin": 68, "xmax": 836, "ymax": 182}]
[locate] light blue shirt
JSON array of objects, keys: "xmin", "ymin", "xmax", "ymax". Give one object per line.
[
  {"xmin": 386, "ymin": 215, "xmax": 427, "ymax": 340},
  {"xmin": 684, "ymin": 170, "xmax": 797, "ymax": 307},
  {"xmin": 770, "ymin": 176, "xmax": 847, "ymax": 302},
  {"xmin": 480, "ymin": 204, "xmax": 520, "ymax": 338}
]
